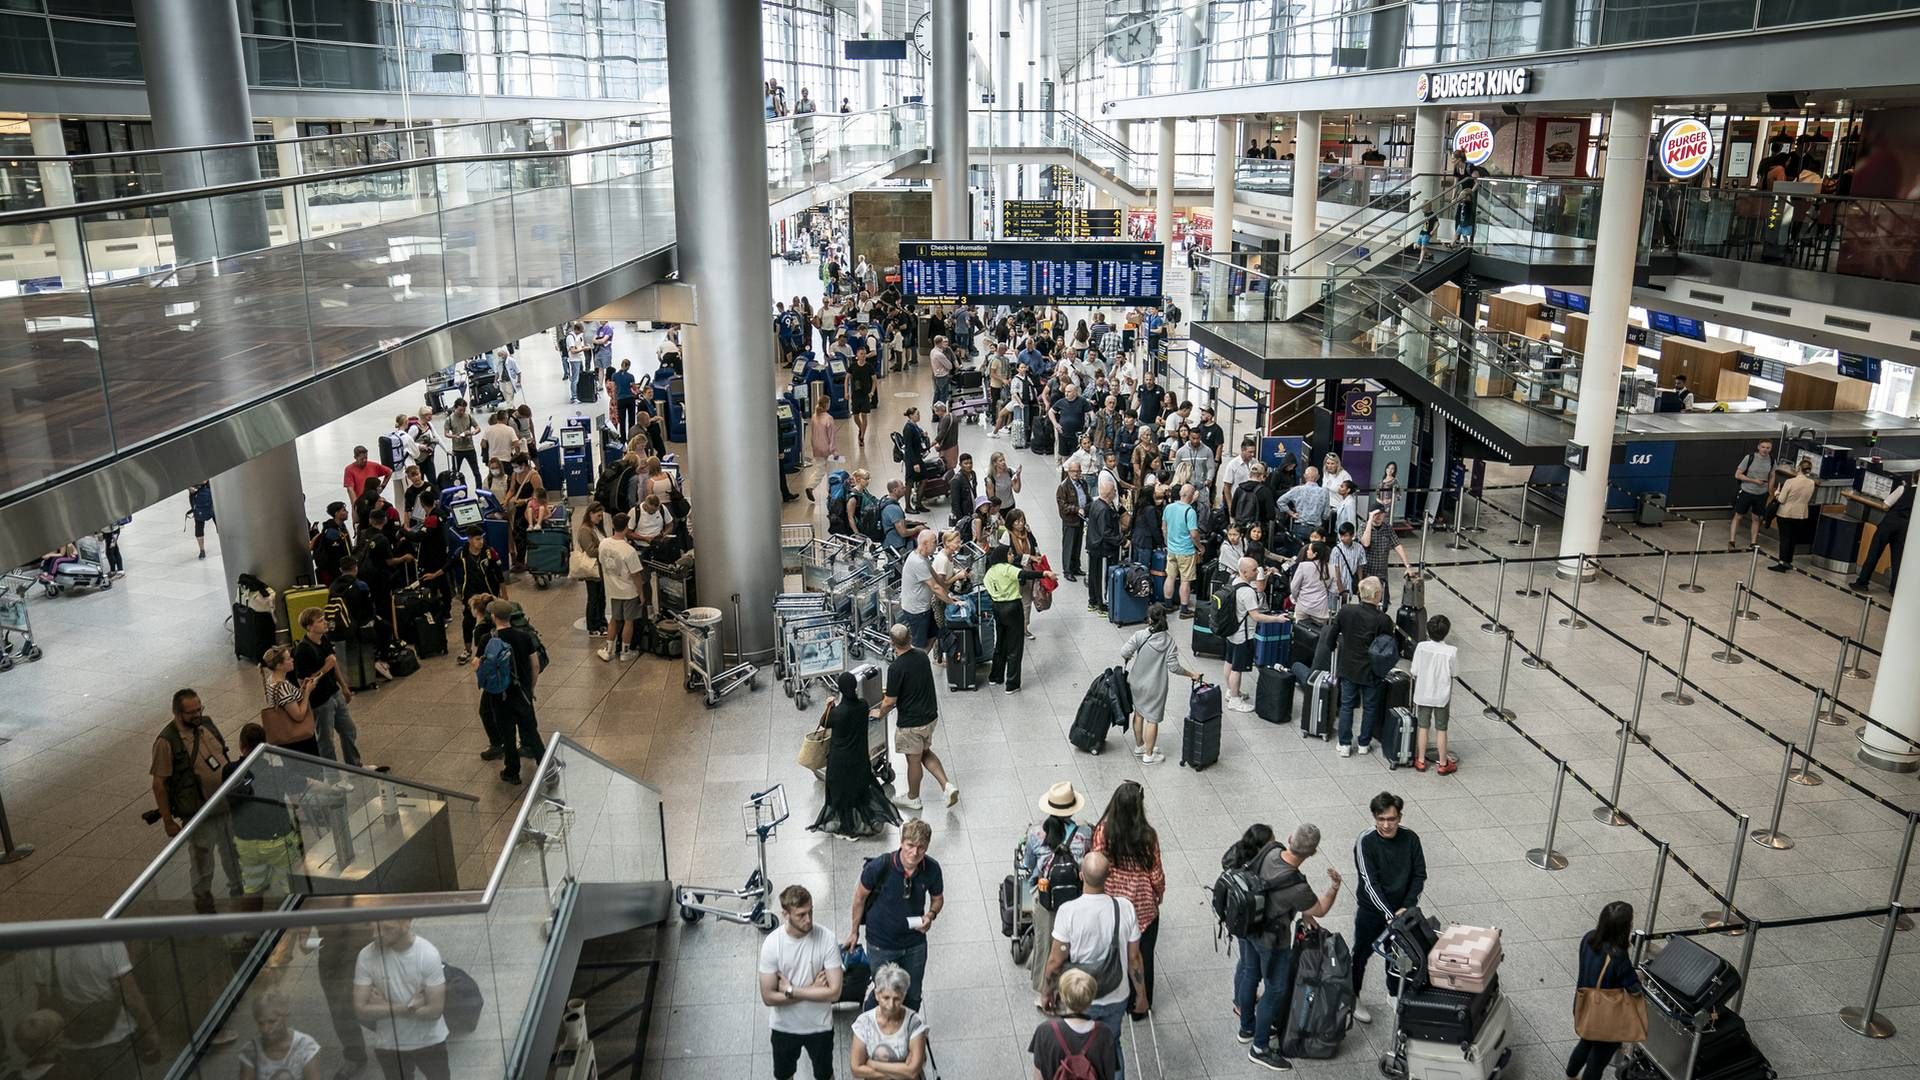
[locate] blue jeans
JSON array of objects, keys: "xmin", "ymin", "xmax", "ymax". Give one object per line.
[
  {"xmin": 313, "ymin": 695, "xmax": 362, "ymax": 767},
  {"xmin": 1088, "ymin": 998, "xmax": 1129, "ymax": 1080},
  {"xmin": 563, "ymin": 356, "xmax": 582, "ymax": 398},
  {"xmin": 1234, "ymin": 937, "xmax": 1293, "ymax": 1052},
  {"xmin": 1339, "ymin": 678, "xmax": 1383, "ymax": 748},
  {"xmin": 863, "ymin": 939, "xmax": 927, "ymax": 1012},
  {"xmin": 933, "ymin": 375, "xmax": 950, "ymax": 404}
]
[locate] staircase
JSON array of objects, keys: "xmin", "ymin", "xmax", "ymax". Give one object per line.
[{"xmin": 1279, "ymin": 175, "xmax": 1472, "ymax": 321}]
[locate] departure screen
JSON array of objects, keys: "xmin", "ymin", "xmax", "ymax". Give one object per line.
[
  {"xmin": 1001, "ymin": 201, "xmax": 1122, "ymax": 239},
  {"xmin": 899, "ymin": 241, "xmax": 1164, "ymax": 305}
]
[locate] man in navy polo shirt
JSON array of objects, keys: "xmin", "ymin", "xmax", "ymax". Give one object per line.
[{"xmin": 843, "ymin": 818, "xmax": 943, "ymax": 1011}]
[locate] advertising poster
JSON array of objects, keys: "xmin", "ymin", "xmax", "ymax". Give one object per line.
[
  {"xmin": 1370, "ymin": 405, "xmax": 1419, "ymax": 521},
  {"xmin": 1539, "ymin": 120, "xmax": 1584, "ymax": 177}
]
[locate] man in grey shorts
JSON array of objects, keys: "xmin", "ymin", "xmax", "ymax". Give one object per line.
[
  {"xmin": 597, "ymin": 512, "xmax": 648, "ymax": 663},
  {"xmin": 1729, "ymin": 440, "xmax": 1773, "ymax": 550}
]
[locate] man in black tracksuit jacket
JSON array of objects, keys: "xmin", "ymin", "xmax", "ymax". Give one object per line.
[{"xmin": 1351, "ymin": 790, "xmax": 1427, "ymax": 1016}]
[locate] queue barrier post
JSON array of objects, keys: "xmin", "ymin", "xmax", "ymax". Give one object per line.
[
  {"xmin": 1844, "ymin": 595, "xmax": 1874, "ymax": 680},
  {"xmin": 1557, "ymin": 553, "xmax": 1589, "ymax": 630},
  {"xmin": 1788, "ymin": 689, "xmax": 1825, "ymax": 787},
  {"xmin": 1677, "ymin": 520, "xmax": 1708, "ymax": 594},
  {"xmin": 1522, "ymin": 586, "xmax": 1553, "ymax": 671},
  {"xmin": 1484, "ymin": 628, "xmax": 1517, "ymax": 722},
  {"xmin": 1817, "ymin": 640, "xmax": 1850, "ymax": 726},
  {"xmin": 1515, "ymin": 525, "xmax": 1544, "ymax": 597},
  {"xmin": 1642, "ymin": 551, "xmax": 1673, "ymax": 626},
  {"xmin": 1635, "ymin": 841, "xmax": 1670, "ymax": 966},
  {"xmin": 1870, "ymin": 814, "xmax": 1916, "ymax": 932},
  {"xmin": 1526, "ymin": 760, "xmax": 1571, "ymax": 871},
  {"xmin": 1750, "ymin": 743, "xmax": 1797, "ymax": 850},
  {"xmin": 1703, "ymin": 811, "xmax": 1752, "ymax": 933},
  {"xmin": 1740, "ymin": 545, "xmax": 1761, "ymax": 621},
  {"xmin": 1480, "ymin": 558, "xmax": 1508, "ymax": 635},
  {"xmin": 1710, "ymin": 585, "xmax": 1746, "ymax": 665},
  {"xmin": 1661, "ymin": 617, "xmax": 1698, "ymax": 706},
  {"xmin": 1839, "ymin": 903, "xmax": 1902, "ymax": 1038}
]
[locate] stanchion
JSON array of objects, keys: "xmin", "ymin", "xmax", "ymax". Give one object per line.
[
  {"xmin": 1484, "ymin": 629, "xmax": 1517, "ymax": 721},
  {"xmin": 1446, "ymin": 500, "xmax": 1471, "ymax": 550},
  {"xmin": 1507, "ymin": 486, "xmax": 1531, "ymax": 546},
  {"xmin": 1418, "ymin": 513, "xmax": 1432, "ymax": 566},
  {"xmin": 1522, "ymin": 587, "xmax": 1553, "ymax": 671},
  {"xmin": 1788, "ymin": 690, "xmax": 1825, "ymax": 786},
  {"xmin": 1468, "ymin": 493, "xmax": 1484, "ymax": 533},
  {"xmin": 1642, "ymin": 552, "xmax": 1673, "ymax": 626},
  {"xmin": 1635, "ymin": 841, "xmax": 1669, "ymax": 966},
  {"xmin": 1739, "ymin": 545, "xmax": 1761, "ymax": 620},
  {"xmin": 1731, "ymin": 919, "xmax": 1760, "ymax": 1012},
  {"xmin": 1710, "ymin": 585, "xmax": 1746, "ymax": 665},
  {"xmin": 0, "ymin": 788, "xmax": 33, "ymax": 865},
  {"xmin": 1843, "ymin": 595, "xmax": 1874, "ymax": 679},
  {"xmin": 1512, "ymin": 522, "xmax": 1543, "ymax": 595},
  {"xmin": 1677, "ymin": 520, "xmax": 1708, "ymax": 593},
  {"xmin": 1557, "ymin": 554, "xmax": 1589, "ymax": 629},
  {"xmin": 1527, "ymin": 761, "xmax": 1571, "ymax": 870},
  {"xmin": 1839, "ymin": 902, "xmax": 1903, "ymax": 1038},
  {"xmin": 1594, "ymin": 715, "xmax": 1635, "ymax": 826},
  {"xmin": 1479, "ymin": 558, "xmax": 1508, "ymax": 635},
  {"xmin": 1661, "ymin": 617, "xmax": 1698, "ymax": 706},
  {"xmin": 1703, "ymin": 811, "xmax": 1752, "ymax": 933},
  {"xmin": 1750, "ymin": 743, "xmax": 1797, "ymax": 850},
  {"xmin": 1816, "ymin": 643, "xmax": 1850, "ymax": 726},
  {"xmin": 1870, "ymin": 814, "xmax": 1916, "ymax": 932}
]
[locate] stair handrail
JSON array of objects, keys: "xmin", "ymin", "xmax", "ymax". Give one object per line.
[{"xmin": 1286, "ymin": 172, "xmax": 1455, "ymax": 272}]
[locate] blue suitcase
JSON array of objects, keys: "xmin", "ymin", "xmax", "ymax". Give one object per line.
[
  {"xmin": 1107, "ymin": 564, "xmax": 1149, "ymax": 625},
  {"xmin": 1254, "ymin": 617, "xmax": 1290, "ymax": 668}
]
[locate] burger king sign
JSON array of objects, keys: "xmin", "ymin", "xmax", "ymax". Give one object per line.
[
  {"xmin": 1658, "ymin": 118, "xmax": 1713, "ymax": 179},
  {"xmin": 1453, "ymin": 122, "xmax": 1494, "ymax": 168}
]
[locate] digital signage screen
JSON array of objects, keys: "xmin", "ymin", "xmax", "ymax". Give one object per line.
[
  {"xmin": 1837, "ymin": 352, "xmax": 1883, "ymax": 383},
  {"xmin": 898, "ymin": 241, "xmax": 1165, "ymax": 305},
  {"xmin": 1000, "ymin": 202, "xmax": 1123, "ymax": 240},
  {"xmin": 1646, "ymin": 310, "xmax": 1704, "ymax": 340}
]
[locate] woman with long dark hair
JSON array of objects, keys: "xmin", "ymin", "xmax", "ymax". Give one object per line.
[
  {"xmin": 1566, "ymin": 901, "xmax": 1642, "ymax": 1080},
  {"xmin": 1021, "ymin": 781, "xmax": 1092, "ymax": 1007},
  {"xmin": 981, "ymin": 544, "xmax": 1056, "ymax": 693},
  {"xmin": 1093, "ymin": 780, "xmax": 1167, "ymax": 1018},
  {"xmin": 808, "ymin": 671, "xmax": 902, "ymax": 839}
]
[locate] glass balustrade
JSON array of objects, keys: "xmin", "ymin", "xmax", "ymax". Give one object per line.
[{"xmin": 1664, "ymin": 183, "xmax": 1920, "ymax": 285}]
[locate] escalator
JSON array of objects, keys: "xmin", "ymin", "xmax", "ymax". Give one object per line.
[{"xmin": 0, "ymin": 738, "xmax": 674, "ymax": 1080}]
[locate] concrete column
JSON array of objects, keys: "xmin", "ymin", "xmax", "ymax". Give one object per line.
[
  {"xmin": 1557, "ymin": 100, "xmax": 1652, "ymax": 578},
  {"xmin": 27, "ymin": 117, "xmax": 87, "ymax": 289},
  {"xmin": 666, "ymin": 0, "xmax": 782, "ymax": 662},
  {"xmin": 1211, "ymin": 116, "xmax": 1237, "ymax": 316},
  {"xmin": 1156, "ymin": 117, "xmax": 1177, "ymax": 288},
  {"xmin": 930, "ymin": 0, "xmax": 970, "ymax": 239},
  {"xmin": 210, "ymin": 442, "xmax": 315, "ymax": 602},
  {"xmin": 1177, "ymin": 0, "xmax": 1209, "ymax": 91},
  {"xmin": 1860, "ymin": 522, "xmax": 1920, "ymax": 771},
  {"xmin": 1411, "ymin": 106, "xmax": 1447, "ymax": 205},
  {"xmin": 992, "ymin": 0, "xmax": 1014, "ymax": 226},
  {"xmin": 1283, "ymin": 111, "xmax": 1321, "ymax": 319}
]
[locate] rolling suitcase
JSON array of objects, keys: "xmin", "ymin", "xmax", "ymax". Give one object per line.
[
  {"xmin": 232, "ymin": 603, "xmax": 276, "ymax": 664},
  {"xmin": 1191, "ymin": 622, "xmax": 1225, "ymax": 660},
  {"xmin": 1180, "ymin": 681, "xmax": 1222, "ymax": 770},
  {"xmin": 1106, "ymin": 564, "xmax": 1149, "ymax": 625},
  {"xmin": 947, "ymin": 626, "xmax": 980, "ymax": 690},
  {"xmin": 1428, "ymin": 925, "xmax": 1503, "ymax": 994},
  {"xmin": 526, "ymin": 528, "xmax": 569, "ymax": 581},
  {"xmin": 1397, "ymin": 976, "xmax": 1501, "ymax": 1046},
  {"xmin": 1255, "ymin": 667, "xmax": 1294, "ymax": 725},
  {"xmin": 1253, "ymin": 616, "xmax": 1290, "ymax": 668},
  {"xmin": 1403, "ymin": 994, "xmax": 1511, "ymax": 1079},
  {"xmin": 1290, "ymin": 618, "xmax": 1323, "ymax": 668},
  {"xmin": 576, "ymin": 365, "xmax": 600, "ymax": 403},
  {"xmin": 1384, "ymin": 667, "xmax": 1414, "ymax": 711},
  {"xmin": 1396, "ymin": 602, "xmax": 1426, "ymax": 659},
  {"xmin": 1069, "ymin": 682, "xmax": 1108, "ymax": 755},
  {"xmin": 1302, "ymin": 669, "xmax": 1337, "ymax": 740},
  {"xmin": 1380, "ymin": 706, "xmax": 1418, "ymax": 769},
  {"xmin": 1643, "ymin": 934, "xmax": 1741, "ymax": 1015},
  {"xmin": 285, "ymin": 587, "xmax": 331, "ymax": 642}
]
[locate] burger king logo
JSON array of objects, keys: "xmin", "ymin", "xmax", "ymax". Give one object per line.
[
  {"xmin": 1415, "ymin": 73, "xmax": 1430, "ymax": 102},
  {"xmin": 1453, "ymin": 122, "xmax": 1493, "ymax": 167},
  {"xmin": 1658, "ymin": 118, "xmax": 1712, "ymax": 179}
]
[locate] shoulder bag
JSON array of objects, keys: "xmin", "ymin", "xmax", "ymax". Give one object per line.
[
  {"xmin": 797, "ymin": 725, "xmax": 831, "ymax": 772},
  {"xmin": 1572, "ymin": 953, "xmax": 1648, "ymax": 1043}
]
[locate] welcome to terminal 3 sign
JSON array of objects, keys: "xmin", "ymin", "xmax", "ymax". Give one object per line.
[{"xmin": 1415, "ymin": 66, "xmax": 1532, "ymax": 102}]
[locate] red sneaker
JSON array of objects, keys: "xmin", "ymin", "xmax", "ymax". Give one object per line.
[
  {"xmin": 1436, "ymin": 760, "xmax": 1458, "ymax": 776},
  {"xmin": 1413, "ymin": 758, "xmax": 1428, "ymax": 772}
]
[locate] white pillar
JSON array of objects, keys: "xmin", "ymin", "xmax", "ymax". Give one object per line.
[
  {"xmin": 1860, "ymin": 522, "xmax": 1920, "ymax": 771},
  {"xmin": 27, "ymin": 117, "xmax": 87, "ymax": 289},
  {"xmin": 1558, "ymin": 100, "xmax": 1653, "ymax": 577},
  {"xmin": 1283, "ymin": 111, "xmax": 1322, "ymax": 319},
  {"xmin": 269, "ymin": 118, "xmax": 314, "ymax": 242},
  {"xmin": 1157, "ymin": 117, "xmax": 1177, "ymax": 286},
  {"xmin": 992, "ymin": 0, "xmax": 1014, "ymax": 224},
  {"xmin": 1411, "ymin": 105, "xmax": 1447, "ymax": 205},
  {"xmin": 1211, "ymin": 116, "xmax": 1237, "ymax": 314},
  {"xmin": 931, "ymin": 0, "xmax": 970, "ymax": 239}
]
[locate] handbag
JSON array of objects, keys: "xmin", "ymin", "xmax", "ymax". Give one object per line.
[
  {"xmin": 1572, "ymin": 954, "xmax": 1648, "ymax": 1043},
  {"xmin": 797, "ymin": 726, "xmax": 831, "ymax": 771},
  {"xmin": 568, "ymin": 549, "xmax": 599, "ymax": 581},
  {"xmin": 261, "ymin": 694, "xmax": 315, "ymax": 747}
]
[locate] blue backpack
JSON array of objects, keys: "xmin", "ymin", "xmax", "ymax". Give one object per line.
[
  {"xmin": 1368, "ymin": 631, "xmax": 1400, "ymax": 680},
  {"xmin": 476, "ymin": 636, "xmax": 515, "ymax": 695}
]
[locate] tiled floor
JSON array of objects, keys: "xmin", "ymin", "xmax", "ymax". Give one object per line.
[{"xmin": 1, "ymin": 258, "xmax": 1916, "ymax": 1080}]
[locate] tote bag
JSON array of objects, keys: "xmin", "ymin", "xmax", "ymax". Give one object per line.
[{"xmin": 1572, "ymin": 954, "xmax": 1648, "ymax": 1043}]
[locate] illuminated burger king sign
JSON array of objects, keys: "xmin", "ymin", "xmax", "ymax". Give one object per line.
[
  {"xmin": 1453, "ymin": 122, "xmax": 1494, "ymax": 167},
  {"xmin": 1658, "ymin": 118, "xmax": 1713, "ymax": 179}
]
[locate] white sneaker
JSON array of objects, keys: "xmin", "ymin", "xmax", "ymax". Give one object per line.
[
  {"xmin": 944, "ymin": 785, "xmax": 960, "ymax": 807},
  {"xmin": 1228, "ymin": 698, "xmax": 1255, "ymax": 712},
  {"xmin": 890, "ymin": 792, "xmax": 923, "ymax": 811},
  {"xmin": 1130, "ymin": 743, "xmax": 1146, "ymax": 757},
  {"xmin": 1338, "ymin": 745, "xmax": 1353, "ymax": 758},
  {"xmin": 1357, "ymin": 744, "xmax": 1372, "ymax": 756},
  {"xmin": 1140, "ymin": 751, "xmax": 1165, "ymax": 765},
  {"xmin": 598, "ymin": 645, "xmax": 614, "ymax": 662},
  {"xmin": 1354, "ymin": 1004, "xmax": 1373, "ymax": 1024}
]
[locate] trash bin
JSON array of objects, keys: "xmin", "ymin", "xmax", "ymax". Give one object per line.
[{"xmin": 681, "ymin": 606, "xmax": 724, "ymax": 687}]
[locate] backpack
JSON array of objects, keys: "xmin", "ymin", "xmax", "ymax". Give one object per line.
[
  {"xmin": 476, "ymin": 635, "xmax": 515, "ymax": 695},
  {"xmin": 1212, "ymin": 841, "xmax": 1277, "ymax": 941},
  {"xmin": 1231, "ymin": 480, "xmax": 1266, "ymax": 525},
  {"xmin": 891, "ymin": 430, "xmax": 906, "ymax": 464},
  {"xmin": 1368, "ymin": 631, "xmax": 1400, "ymax": 679},
  {"xmin": 1047, "ymin": 1020, "xmax": 1104, "ymax": 1080},
  {"xmin": 858, "ymin": 494, "xmax": 890, "ymax": 543},
  {"xmin": 595, "ymin": 461, "xmax": 636, "ymax": 515},
  {"xmin": 442, "ymin": 964, "xmax": 486, "ymax": 1034},
  {"xmin": 1205, "ymin": 578, "xmax": 1255, "ymax": 640},
  {"xmin": 1036, "ymin": 824, "xmax": 1083, "ymax": 913}
]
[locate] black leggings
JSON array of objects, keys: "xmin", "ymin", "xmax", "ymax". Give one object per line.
[
  {"xmin": 1566, "ymin": 1039, "xmax": 1619, "ymax": 1080},
  {"xmin": 374, "ymin": 1042, "xmax": 449, "ymax": 1080},
  {"xmin": 1130, "ymin": 916, "xmax": 1160, "ymax": 1016},
  {"xmin": 617, "ymin": 397, "xmax": 637, "ymax": 436},
  {"xmin": 989, "ymin": 599, "xmax": 1025, "ymax": 688},
  {"xmin": 451, "ymin": 447, "xmax": 483, "ymax": 488}
]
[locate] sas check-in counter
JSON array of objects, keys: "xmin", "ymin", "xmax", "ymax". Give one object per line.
[{"xmin": 1793, "ymin": 451, "xmax": 1917, "ymax": 578}]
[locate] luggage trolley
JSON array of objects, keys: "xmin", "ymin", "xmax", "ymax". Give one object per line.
[
  {"xmin": 0, "ymin": 571, "xmax": 43, "ymax": 672},
  {"xmin": 676, "ymin": 784, "xmax": 789, "ymax": 932},
  {"xmin": 1002, "ymin": 835, "xmax": 1037, "ymax": 964},
  {"xmin": 780, "ymin": 614, "xmax": 846, "ymax": 710},
  {"xmin": 679, "ymin": 594, "xmax": 758, "ymax": 708},
  {"xmin": 1617, "ymin": 979, "xmax": 1753, "ymax": 1080},
  {"xmin": 947, "ymin": 366, "xmax": 989, "ymax": 424},
  {"xmin": 1375, "ymin": 948, "xmax": 1512, "ymax": 1080}
]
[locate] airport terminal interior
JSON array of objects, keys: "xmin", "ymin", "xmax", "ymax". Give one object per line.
[{"xmin": 4, "ymin": 2, "xmax": 1920, "ymax": 1079}]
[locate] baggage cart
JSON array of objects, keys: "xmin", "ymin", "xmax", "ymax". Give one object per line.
[
  {"xmin": 676, "ymin": 785, "xmax": 788, "ymax": 932},
  {"xmin": 525, "ymin": 520, "xmax": 570, "ymax": 588},
  {"xmin": 780, "ymin": 610, "xmax": 844, "ymax": 710},
  {"xmin": 0, "ymin": 573, "xmax": 43, "ymax": 672},
  {"xmin": 946, "ymin": 366, "xmax": 989, "ymax": 424}
]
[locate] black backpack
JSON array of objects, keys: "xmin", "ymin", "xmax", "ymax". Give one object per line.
[
  {"xmin": 858, "ymin": 495, "xmax": 889, "ymax": 543},
  {"xmin": 1037, "ymin": 824, "xmax": 1083, "ymax": 912},
  {"xmin": 1212, "ymin": 841, "xmax": 1277, "ymax": 941},
  {"xmin": 1205, "ymin": 577, "xmax": 1255, "ymax": 640},
  {"xmin": 595, "ymin": 461, "xmax": 635, "ymax": 514},
  {"xmin": 1231, "ymin": 480, "xmax": 1267, "ymax": 526}
]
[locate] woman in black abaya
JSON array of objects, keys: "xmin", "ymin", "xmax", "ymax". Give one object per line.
[{"xmin": 809, "ymin": 672, "xmax": 902, "ymax": 839}]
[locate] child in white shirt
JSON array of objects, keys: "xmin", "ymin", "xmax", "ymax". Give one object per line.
[{"xmin": 1409, "ymin": 614, "xmax": 1459, "ymax": 774}]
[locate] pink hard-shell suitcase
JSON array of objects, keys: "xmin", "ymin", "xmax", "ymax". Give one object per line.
[{"xmin": 1427, "ymin": 924, "xmax": 1503, "ymax": 993}]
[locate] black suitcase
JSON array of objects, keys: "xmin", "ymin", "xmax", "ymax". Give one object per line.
[
  {"xmin": 1255, "ymin": 667, "xmax": 1295, "ymax": 725},
  {"xmin": 1397, "ymin": 976, "xmax": 1500, "ymax": 1046},
  {"xmin": 1290, "ymin": 618, "xmax": 1322, "ymax": 668},
  {"xmin": 382, "ymin": 644, "xmax": 421, "ymax": 677},
  {"xmin": 1181, "ymin": 682, "xmax": 1223, "ymax": 770},
  {"xmin": 1395, "ymin": 603, "xmax": 1425, "ymax": 659},
  {"xmin": 576, "ymin": 366, "xmax": 599, "ymax": 403},
  {"xmin": 1192, "ymin": 622, "xmax": 1226, "ymax": 660},
  {"xmin": 1691, "ymin": 1011, "xmax": 1771, "ymax": 1080},
  {"xmin": 1644, "ymin": 935, "xmax": 1741, "ymax": 1016},
  {"xmin": 1383, "ymin": 667, "xmax": 1413, "ymax": 711},
  {"xmin": 1028, "ymin": 414, "xmax": 1055, "ymax": 456},
  {"xmin": 947, "ymin": 626, "xmax": 979, "ymax": 691},
  {"xmin": 1379, "ymin": 706, "xmax": 1417, "ymax": 769},
  {"xmin": 1377, "ymin": 906, "xmax": 1440, "ymax": 988},
  {"xmin": 232, "ymin": 604, "xmax": 275, "ymax": 663},
  {"xmin": 408, "ymin": 613, "xmax": 449, "ymax": 657}
]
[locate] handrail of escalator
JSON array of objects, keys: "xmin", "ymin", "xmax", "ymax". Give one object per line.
[
  {"xmin": 1286, "ymin": 172, "xmax": 1451, "ymax": 270},
  {"xmin": 1319, "ymin": 183, "xmax": 1471, "ymax": 291}
]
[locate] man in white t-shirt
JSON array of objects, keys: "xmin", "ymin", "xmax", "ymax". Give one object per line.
[
  {"xmin": 597, "ymin": 513, "xmax": 646, "ymax": 663},
  {"xmin": 352, "ymin": 919, "xmax": 450, "ymax": 1080},
  {"xmin": 757, "ymin": 883, "xmax": 844, "ymax": 1080},
  {"xmin": 1040, "ymin": 853, "xmax": 1147, "ymax": 1078},
  {"xmin": 32, "ymin": 941, "xmax": 162, "ymax": 1071}
]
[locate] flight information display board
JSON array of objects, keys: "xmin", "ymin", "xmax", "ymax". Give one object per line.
[
  {"xmin": 1000, "ymin": 202, "xmax": 1123, "ymax": 239},
  {"xmin": 898, "ymin": 241, "xmax": 1163, "ymax": 305}
]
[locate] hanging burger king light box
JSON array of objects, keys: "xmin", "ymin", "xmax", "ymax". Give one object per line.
[
  {"xmin": 1658, "ymin": 118, "xmax": 1713, "ymax": 179},
  {"xmin": 1453, "ymin": 121, "xmax": 1494, "ymax": 167}
]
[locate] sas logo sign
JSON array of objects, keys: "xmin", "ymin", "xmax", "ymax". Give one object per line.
[
  {"xmin": 1453, "ymin": 122, "xmax": 1494, "ymax": 167},
  {"xmin": 1658, "ymin": 118, "xmax": 1713, "ymax": 179},
  {"xmin": 1627, "ymin": 452, "xmax": 1655, "ymax": 466}
]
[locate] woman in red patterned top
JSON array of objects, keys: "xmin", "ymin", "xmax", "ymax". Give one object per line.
[{"xmin": 1091, "ymin": 780, "xmax": 1167, "ymax": 1019}]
